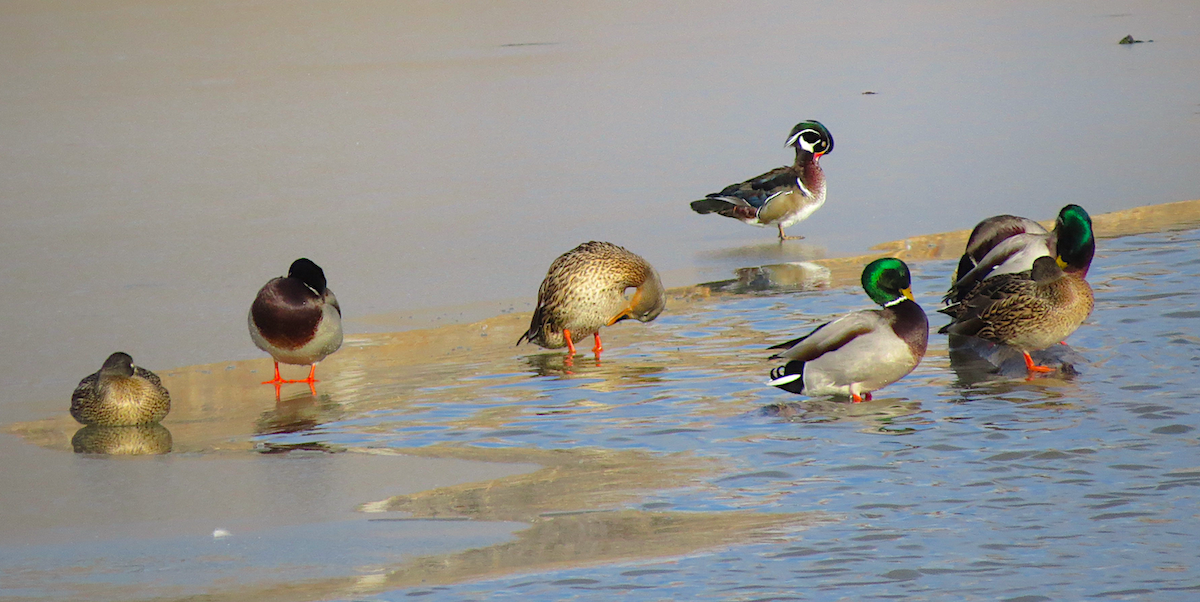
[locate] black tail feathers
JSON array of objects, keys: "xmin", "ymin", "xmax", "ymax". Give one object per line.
[
  {"xmin": 690, "ymin": 199, "xmax": 732, "ymax": 215},
  {"xmin": 768, "ymin": 361, "xmax": 807, "ymax": 394}
]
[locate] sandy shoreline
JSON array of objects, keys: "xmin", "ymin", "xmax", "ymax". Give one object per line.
[{"xmin": 4, "ymin": 198, "xmax": 1200, "ymax": 601}]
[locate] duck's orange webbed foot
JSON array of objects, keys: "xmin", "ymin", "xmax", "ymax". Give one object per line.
[
  {"xmin": 592, "ymin": 332, "xmax": 603, "ymax": 355},
  {"xmin": 563, "ymin": 329, "xmax": 577, "ymax": 356},
  {"xmin": 1023, "ymin": 352, "xmax": 1055, "ymax": 374},
  {"xmin": 262, "ymin": 362, "xmax": 287, "ymax": 385}
]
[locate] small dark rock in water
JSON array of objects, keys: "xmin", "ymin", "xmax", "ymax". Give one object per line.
[
  {"xmin": 862, "ymin": 90, "xmax": 877, "ymax": 95},
  {"xmin": 1118, "ymin": 35, "xmax": 1147, "ymax": 44}
]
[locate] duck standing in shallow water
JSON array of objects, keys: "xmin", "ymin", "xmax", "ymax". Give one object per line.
[
  {"xmin": 71, "ymin": 352, "xmax": 171, "ymax": 426},
  {"xmin": 690, "ymin": 120, "xmax": 833, "ymax": 241},
  {"xmin": 517, "ymin": 241, "xmax": 665, "ymax": 359},
  {"xmin": 249, "ymin": 258, "xmax": 343, "ymax": 387},
  {"xmin": 767, "ymin": 258, "xmax": 929, "ymax": 402},
  {"xmin": 946, "ymin": 204, "xmax": 1094, "ymax": 304},
  {"xmin": 940, "ymin": 255, "xmax": 1094, "ymax": 374}
]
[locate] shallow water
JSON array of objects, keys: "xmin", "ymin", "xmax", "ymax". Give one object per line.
[
  {"xmin": 9, "ymin": 224, "xmax": 1198, "ymax": 601},
  {"xmin": 3, "ymin": 1, "xmax": 1200, "ymax": 600},
  {"xmin": 287, "ymin": 227, "xmax": 1200, "ymax": 601}
]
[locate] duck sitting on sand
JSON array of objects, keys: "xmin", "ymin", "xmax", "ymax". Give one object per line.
[
  {"xmin": 70, "ymin": 352, "xmax": 171, "ymax": 426},
  {"xmin": 517, "ymin": 241, "xmax": 665, "ymax": 359},
  {"xmin": 767, "ymin": 258, "xmax": 929, "ymax": 402}
]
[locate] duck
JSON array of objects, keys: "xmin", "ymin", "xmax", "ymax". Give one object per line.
[
  {"xmin": 517, "ymin": 241, "xmax": 665, "ymax": 358},
  {"xmin": 946, "ymin": 204, "xmax": 1094, "ymax": 304},
  {"xmin": 690, "ymin": 120, "xmax": 833, "ymax": 241},
  {"xmin": 767, "ymin": 258, "xmax": 929, "ymax": 402},
  {"xmin": 70, "ymin": 352, "xmax": 171, "ymax": 426},
  {"xmin": 939, "ymin": 255, "xmax": 1094, "ymax": 373},
  {"xmin": 249, "ymin": 258, "xmax": 343, "ymax": 386}
]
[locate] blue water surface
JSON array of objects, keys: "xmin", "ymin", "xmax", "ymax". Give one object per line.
[{"xmin": 258, "ymin": 228, "xmax": 1200, "ymax": 601}]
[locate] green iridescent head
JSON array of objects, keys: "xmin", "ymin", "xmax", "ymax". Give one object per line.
[
  {"xmin": 785, "ymin": 120, "xmax": 834, "ymax": 156},
  {"xmin": 1054, "ymin": 204, "xmax": 1094, "ymax": 272},
  {"xmin": 862, "ymin": 258, "xmax": 914, "ymax": 307}
]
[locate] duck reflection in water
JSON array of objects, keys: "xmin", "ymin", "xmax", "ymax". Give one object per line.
[
  {"xmin": 699, "ymin": 260, "xmax": 830, "ymax": 294},
  {"xmin": 946, "ymin": 334, "xmax": 1084, "ymax": 388},
  {"xmin": 522, "ymin": 352, "xmax": 667, "ymax": 387},
  {"xmin": 255, "ymin": 387, "xmax": 344, "ymax": 436},
  {"xmin": 761, "ymin": 398, "xmax": 923, "ymax": 434},
  {"xmin": 71, "ymin": 423, "xmax": 172, "ymax": 455}
]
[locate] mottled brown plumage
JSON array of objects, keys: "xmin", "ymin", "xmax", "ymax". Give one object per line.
[
  {"xmin": 940, "ymin": 256, "xmax": 1094, "ymax": 371},
  {"xmin": 518, "ymin": 241, "xmax": 665, "ymax": 355},
  {"xmin": 70, "ymin": 352, "xmax": 171, "ymax": 426}
]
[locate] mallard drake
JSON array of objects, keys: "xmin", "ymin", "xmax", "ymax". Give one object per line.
[
  {"xmin": 940, "ymin": 255, "xmax": 1094, "ymax": 373},
  {"xmin": 70, "ymin": 352, "xmax": 171, "ymax": 426},
  {"xmin": 690, "ymin": 120, "xmax": 833, "ymax": 241},
  {"xmin": 767, "ymin": 258, "xmax": 929, "ymax": 402},
  {"xmin": 946, "ymin": 204, "xmax": 1094, "ymax": 304},
  {"xmin": 517, "ymin": 241, "xmax": 665, "ymax": 357},
  {"xmin": 249, "ymin": 258, "xmax": 343, "ymax": 385}
]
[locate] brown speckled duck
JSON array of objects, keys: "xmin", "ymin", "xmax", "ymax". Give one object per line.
[
  {"xmin": 249, "ymin": 258, "xmax": 343, "ymax": 386},
  {"xmin": 517, "ymin": 241, "xmax": 665, "ymax": 357},
  {"xmin": 70, "ymin": 352, "xmax": 171, "ymax": 426},
  {"xmin": 940, "ymin": 255, "xmax": 1094, "ymax": 373},
  {"xmin": 946, "ymin": 204, "xmax": 1094, "ymax": 304}
]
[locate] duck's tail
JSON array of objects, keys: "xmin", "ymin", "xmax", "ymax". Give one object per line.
[
  {"xmin": 767, "ymin": 361, "xmax": 807, "ymax": 394},
  {"xmin": 690, "ymin": 198, "xmax": 757, "ymax": 221},
  {"xmin": 516, "ymin": 307, "xmax": 545, "ymax": 347}
]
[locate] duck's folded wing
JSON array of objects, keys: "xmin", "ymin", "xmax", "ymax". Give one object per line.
[
  {"xmin": 946, "ymin": 234, "xmax": 1052, "ymax": 302},
  {"xmin": 964, "ymin": 216, "xmax": 1049, "ymax": 261},
  {"xmin": 767, "ymin": 311, "xmax": 880, "ymax": 361},
  {"xmin": 939, "ymin": 273, "xmax": 1040, "ymax": 335},
  {"xmin": 709, "ymin": 166, "xmax": 797, "ymax": 210}
]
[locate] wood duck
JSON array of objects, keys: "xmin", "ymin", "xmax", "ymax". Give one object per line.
[
  {"xmin": 767, "ymin": 258, "xmax": 929, "ymax": 402},
  {"xmin": 690, "ymin": 120, "xmax": 834, "ymax": 241},
  {"xmin": 70, "ymin": 352, "xmax": 171, "ymax": 426},
  {"xmin": 249, "ymin": 258, "xmax": 343, "ymax": 386},
  {"xmin": 517, "ymin": 241, "xmax": 665, "ymax": 358}
]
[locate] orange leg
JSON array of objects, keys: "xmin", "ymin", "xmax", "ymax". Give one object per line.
[
  {"xmin": 262, "ymin": 361, "xmax": 287, "ymax": 385},
  {"xmin": 563, "ymin": 329, "xmax": 577, "ymax": 356},
  {"xmin": 851, "ymin": 391, "xmax": 863, "ymax": 403},
  {"xmin": 592, "ymin": 332, "xmax": 603, "ymax": 355},
  {"xmin": 1023, "ymin": 351, "xmax": 1055, "ymax": 373},
  {"xmin": 279, "ymin": 365, "xmax": 320, "ymax": 384}
]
